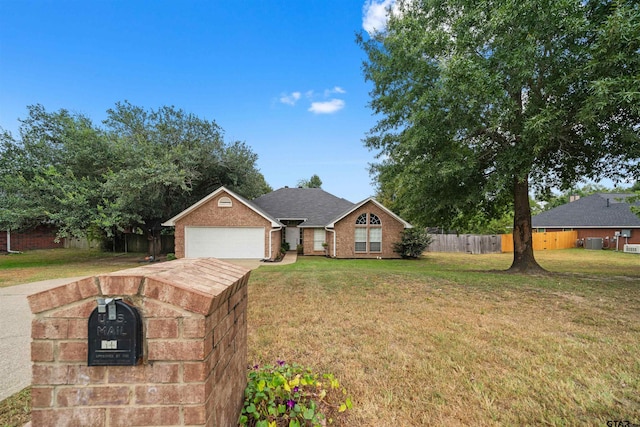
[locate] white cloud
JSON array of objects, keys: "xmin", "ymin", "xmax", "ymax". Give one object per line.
[
  {"xmin": 324, "ymin": 86, "xmax": 346, "ymax": 97},
  {"xmin": 280, "ymin": 91, "xmax": 302, "ymax": 106},
  {"xmin": 362, "ymin": 0, "xmax": 396, "ymax": 35},
  {"xmin": 308, "ymin": 99, "xmax": 345, "ymax": 114},
  {"xmin": 278, "ymin": 87, "xmax": 347, "ymax": 114}
]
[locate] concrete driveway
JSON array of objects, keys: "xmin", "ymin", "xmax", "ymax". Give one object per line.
[
  {"xmin": 0, "ymin": 253, "xmax": 297, "ymax": 403},
  {"xmin": 0, "ymin": 277, "xmax": 88, "ymax": 402}
]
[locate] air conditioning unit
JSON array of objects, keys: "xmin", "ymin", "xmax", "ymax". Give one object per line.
[
  {"xmin": 585, "ymin": 238, "xmax": 603, "ymax": 250},
  {"xmin": 623, "ymin": 244, "xmax": 640, "ymax": 254}
]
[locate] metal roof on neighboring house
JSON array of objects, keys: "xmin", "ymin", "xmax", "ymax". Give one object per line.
[
  {"xmin": 532, "ymin": 193, "xmax": 640, "ymax": 228},
  {"xmin": 252, "ymin": 187, "xmax": 355, "ymax": 227}
]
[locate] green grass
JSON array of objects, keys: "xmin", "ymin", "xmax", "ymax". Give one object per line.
[
  {"xmin": 247, "ymin": 251, "xmax": 640, "ymax": 426},
  {"xmin": 0, "ymin": 388, "xmax": 30, "ymax": 427},
  {"xmin": 0, "ymin": 249, "xmax": 146, "ymax": 287},
  {"xmin": 1, "ymin": 248, "xmax": 639, "ymax": 426},
  {"xmin": 0, "ymin": 248, "xmax": 107, "ymax": 268}
]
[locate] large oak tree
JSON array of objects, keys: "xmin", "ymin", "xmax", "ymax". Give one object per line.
[
  {"xmin": 359, "ymin": 0, "xmax": 640, "ymax": 272},
  {"xmin": 0, "ymin": 103, "xmax": 271, "ymax": 243}
]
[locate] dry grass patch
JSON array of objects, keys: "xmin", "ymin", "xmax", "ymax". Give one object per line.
[
  {"xmin": 0, "ymin": 387, "xmax": 30, "ymax": 427},
  {"xmin": 2, "ymin": 249, "xmax": 638, "ymax": 426},
  {"xmin": 0, "ymin": 249, "xmax": 145, "ymax": 287},
  {"xmin": 247, "ymin": 254, "xmax": 640, "ymax": 426}
]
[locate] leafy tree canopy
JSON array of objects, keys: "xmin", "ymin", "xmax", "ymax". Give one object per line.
[
  {"xmin": 0, "ymin": 102, "xmax": 271, "ymax": 240},
  {"xmin": 297, "ymin": 174, "xmax": 323, "ymax": 188},
  {"xmin": 628, "ymin": 181, "xmax": 640, "ymax": 218},
  {"xmin": 358, "ymin": 0, "xmax": 640, "ymax": 272}
]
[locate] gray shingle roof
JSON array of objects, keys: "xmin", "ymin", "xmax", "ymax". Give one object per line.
[
  {"xmin": 252, "ymin": 187, "xmax": 354, "ymax": 227},
  {"xmin": 532, "ymin": 193, "xmax": 640, "ymax": 228},
  {"xmin": 229, "ymin": 189, "xmax": 283, "ymax": 226}
]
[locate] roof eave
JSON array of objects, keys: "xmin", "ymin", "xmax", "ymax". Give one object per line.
[
  {"xmin": 326, "ymin": 197, "xmax": 412, "ymax": 228},
  {"xmin": 162, "ymin": 186, "xmax": 281, "ymax": 227}
]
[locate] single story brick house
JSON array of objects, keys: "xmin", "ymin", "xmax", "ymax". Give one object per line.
[
  {"xmin": 1, "ymin": 225, "xmax": 64, "ymax": 252},
  {"xmin": 532, "ymin": 193, "xmax": 640, "ymax": 248},
  {"xmin": 162, "ymin": 186, "xmax": 412, "ymax": 259}
]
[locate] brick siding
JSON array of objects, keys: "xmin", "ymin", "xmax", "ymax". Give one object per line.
[
  {"xmin": 333, "ymin": 201, "xmax": 405, "ymax": 259},
  {"xmin": 0, "ymin": 225, "xmax": 64, "ymax": 252},
  {"xmin": 174, "ymin": 190, "xmax": 279, "ymax": 259},
  {"xmin": 28, "ymin": 258, "xmax": 250, "ymax": 427},
  {"xmin": 541, "ymin": 228, "xmax": 640, "ymax": 246},
  {"xmin": 301, "ymin": 228, "xmax": 329, "ymax": 256}
]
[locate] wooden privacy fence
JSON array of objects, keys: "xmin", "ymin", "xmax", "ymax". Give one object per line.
[
  {"xmin": 427, "ymin": 230, "xmax": 578, "ymax": 253},
  {"xmin": 500, "ymin": 230, "xmax": 578, "ymax": 252},
  {"xmin": 427, "ymin": 234, "xmax": 502, "ymax": 254},
  {"xmin": 65, "ymin": 234, "xmax": 175, "ymax": 254}
]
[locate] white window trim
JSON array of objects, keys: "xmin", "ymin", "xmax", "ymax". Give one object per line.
[
  {"xmin": 369, "ymin": 227, "xmax": 382, "ymax": 253},
  {"xmin": 355, "ymin": 227, "xmax": 367, "ymax": 253},
  {"xmin": 313, "ymin": 228, "xmax": 326, "ymax": 251},
  {"xmin": 354, "ymin": 213, "xmax": 383, "ymax": 254}
]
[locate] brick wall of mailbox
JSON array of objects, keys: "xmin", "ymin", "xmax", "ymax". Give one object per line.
[{"xmin": 28, "ymin": 258, "xmax": 250, "ymax": 427}]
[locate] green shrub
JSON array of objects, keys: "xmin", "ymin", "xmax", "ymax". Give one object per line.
[
  {"xmin": 239, "ymin": 361, "xmax": 352, "ymax": 427},
  {"xmin": 166, "ymin": 253, "xmax": 176, "ymax": 260},
  {"xmin": 393, "ymin": 228, "xmax": 432, "ymax": 258},
  {"xmin": 281, "ymin": 242, "xmax": 290, "ymax": 252}
]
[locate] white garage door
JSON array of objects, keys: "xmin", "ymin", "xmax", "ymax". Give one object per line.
[{"xmin": 185, "ymin": 227, "xmax": 265, "ymax": 259}]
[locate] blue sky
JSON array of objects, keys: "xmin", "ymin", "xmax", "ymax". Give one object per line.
[{"xmin": 0, "ymin": 0, "xmax": 394, "ymax": 203}]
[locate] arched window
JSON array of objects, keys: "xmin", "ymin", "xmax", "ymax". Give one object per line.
[
  {"xmin": 218, "ymin": 196, "xmax": 232, "ymax": 207},
  {"xmin": 355, "ymin": 213, "xmax": 382, "ymax": 253}
]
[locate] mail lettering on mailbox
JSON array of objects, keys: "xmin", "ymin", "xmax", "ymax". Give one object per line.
[{"xmin": 88, "ymin": 299, "xmax": 142, "ymax": 366}]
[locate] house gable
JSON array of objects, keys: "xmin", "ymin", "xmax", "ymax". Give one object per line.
[
  {"xmin": 327, "ymin": 197, "xmax": 412, "ymax": 229},
  {"xmin": 331, "ymin": 199, "xmax": 410, "ymax": 259},
  {"xmin": 163, "ymin": 187, "xmax": 282, "ymax": 259},
  {"xmin": 162, "ymin": 186, "xmax": 280, "ymax": 227}
]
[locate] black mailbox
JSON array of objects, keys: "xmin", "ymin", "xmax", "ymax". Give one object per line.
[{"xmin": 88, "ymin": 298, "xmax": 142, "ymax": 366}]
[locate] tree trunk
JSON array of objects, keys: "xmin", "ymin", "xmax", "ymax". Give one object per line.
[{"xmin": 508, "ymin": 176, "xmax": 546, "ymax": 273}]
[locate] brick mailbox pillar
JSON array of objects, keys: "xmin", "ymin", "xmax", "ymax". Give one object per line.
[{"xmin": 28, "ymin": 258, "xmax": 250, "ymax": 427}]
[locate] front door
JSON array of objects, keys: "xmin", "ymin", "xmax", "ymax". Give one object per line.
[{"xmin": 285, "ymin": 227, "xmax": 299, "ymax": 249}]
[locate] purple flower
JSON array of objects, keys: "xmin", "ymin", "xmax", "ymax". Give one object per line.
[
  {"xmin": 293, "ymin": 386, "xmax": 300, "ymax": 393},
  {"xmin": 277, "ymin": 359, "xmax": 285, "ymax": 366},
  {"xmin": 253, "ymin": 364, "xmax": 259, "ymax": 370},
  {"xmin": 286, "ymin": 399, "xmax": 296, "ymax": 409}
]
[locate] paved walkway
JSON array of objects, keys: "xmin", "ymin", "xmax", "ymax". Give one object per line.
[
  {"xmin": 0, "ymin": 253, "xmax": 297, "ymax": 403},
  {"xmin": 226, "ymin": 250, "xmax": 298, "ymax": 269}
]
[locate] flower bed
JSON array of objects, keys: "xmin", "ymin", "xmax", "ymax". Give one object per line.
[{"xmin": 239, "ymin": 360, "xmax": 352, "ymax": 427}]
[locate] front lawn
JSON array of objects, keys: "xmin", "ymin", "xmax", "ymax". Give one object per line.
[
  {"xmin": 247, "ymin": 251, "xmax": 640, "ymax": 426},
  {"xmin": 1, "ymin": 249, "xmax": 638, "ymax": 426},
  {"xmin": 0, "ymin": 249, "xmax": 145, "ymax": 287}
]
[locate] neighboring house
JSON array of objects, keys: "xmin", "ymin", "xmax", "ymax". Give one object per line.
[
  {"xmin": 162, "ymin": 186, "xmax": 412, "ymax": 259},
  {"xmin": 0, "ymin": 225, "xmax": 64, "ymax": 252},
  {"xmin": 531, "ymin": 193, "xmax": 640, "ymax": 247}
]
